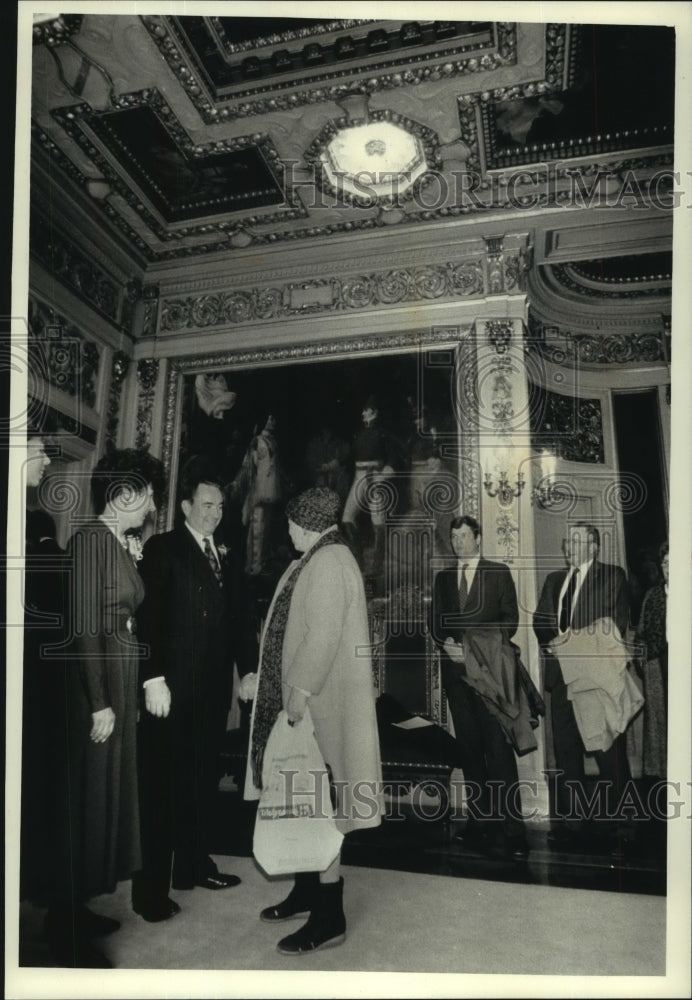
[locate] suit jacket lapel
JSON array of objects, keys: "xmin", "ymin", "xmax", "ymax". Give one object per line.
[
  {"xmin": 464, "ymin": 558, "xmax": 485, "ymax": 615},
  {"xmin": 177, "ymin": 523, "xmax": 219, "ymax": 587},
  {"xmin": 447, "ymin": 567, "xmax": 461, "ymax": 612}
]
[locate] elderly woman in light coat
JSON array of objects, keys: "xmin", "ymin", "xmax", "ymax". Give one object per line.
[{"xmin": 243, "ymin": 486, "xmax": 383, "ymax": 956}]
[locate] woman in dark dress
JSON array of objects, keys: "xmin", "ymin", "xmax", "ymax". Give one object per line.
[{"xmin": 43, "ymin": 448, "xmax": 164, "ymax": 967}]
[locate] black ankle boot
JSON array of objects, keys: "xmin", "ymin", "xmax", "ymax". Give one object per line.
[
  {"xmin": 276, "ymin": 877, "xmax": 346, "ymax": 955},
  {"xmin": 260, "ymin": 872, "xmax": 320, "ymax": 923}
]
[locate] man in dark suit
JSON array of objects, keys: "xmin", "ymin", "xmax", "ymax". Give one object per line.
[
  {"xmin": 432, "ymin": 515, "xmax": 528, "ymax": 861},
  {"xmin": 133, "ymin": 464, "xmax": 257, "ymax": 922},
  {"xmin": 533, "ymin": 521, "xmax": 631, "ymax": 849}
]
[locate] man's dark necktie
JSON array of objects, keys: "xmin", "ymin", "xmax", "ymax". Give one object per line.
[
  {"xmin": 203, "ymin": 536, "xmax": 223, "ymax": 587},
  {"xmin": 559, "ymin": 568, "xmax": 579, "ymax": 632},
  {"xmin": 458, "ymin": 562, "xmax": 469, "ymax": 612}
]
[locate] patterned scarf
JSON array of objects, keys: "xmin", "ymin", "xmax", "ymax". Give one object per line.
[{"xmin": 250, "ymin": 526, "xmax": 344, "ymax": 788}]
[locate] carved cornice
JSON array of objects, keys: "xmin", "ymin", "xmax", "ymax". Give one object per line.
[{"xmin": 156, "ymin": 240, "xmax": 506, "ymax": 294}]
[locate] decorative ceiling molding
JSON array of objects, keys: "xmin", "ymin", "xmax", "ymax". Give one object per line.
[
  {"xmin": 569, "ymin": 255, "xmax": 672, "ymax": 285},
  {"xmin": 305, "ymin": 108, "xmax": 443, "ymax": 209},
  {"xmin": 209, "ymin": 17, "xmax": 373, "ymax": 56},
  {"xmin": 527, "ymin": 252, "xmax": 672, "ymax": 340},
  {"xmin": 32, "ymin": 14, "xmax": 84, "ymax": 47},
  {"xmin": 29, "ymin": 15, "xmax": 676, "ymax": 271},
  {"xmin": 140, "ymin": 17, "xmax": 516, "ymax": 123},
  {"xmin": 540, "ymin": 261, "xmax": 672, "ymax": 303},
  {"xmin": 548, "ymin": 262, "xmax": 672, "ymax": 300},
  {"xmin": 49, "ymin": 88, "xmax": 301, "ymax": 231}
]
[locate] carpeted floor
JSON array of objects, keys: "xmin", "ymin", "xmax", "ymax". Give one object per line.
[{"xmin": 17, "ymin": 854, "xmax": 665, "ymax": 977}]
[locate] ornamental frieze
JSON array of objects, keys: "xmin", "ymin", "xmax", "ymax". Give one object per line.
[
  {"xmin": 531, "ymin": 330, "xmax": 667, "ymax": 366},
  {"xmin": 28, "ymin": 296, "xmax": 101, "ymax": 409},
  {"xmin": 159, "ymin": 261, "xmax": 487, "ymax": 332},
  {"xmin": 30, "ymin": 213, "xmax": 122, "ymax": 327}
]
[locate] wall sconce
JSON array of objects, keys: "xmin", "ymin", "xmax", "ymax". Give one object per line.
[
  {"xmin": 531, "ymin": 449, "xmax": 563, "ymax": 508},
  {"xmin": 483, "ymin": 469, "xmax": 525, "ymax": 508},
  {"xmin": 531, "ymin": 477, "xmax": 566, "ymax": 509}
]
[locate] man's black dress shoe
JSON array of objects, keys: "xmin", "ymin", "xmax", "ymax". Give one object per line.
[
  {"xmin": 196, "ymin": 873, "xmax": 242, "ymax": 890},
  {"xmin": 133, "ymin": 898, "xmax": 181, "ymax": 923}
]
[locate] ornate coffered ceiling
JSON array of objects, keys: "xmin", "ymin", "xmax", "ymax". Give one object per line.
[
  {"xmin": 26, "ymin": 10, "xmax": 677, "ymax": 362},
  {"xmin": 30, "ymin": 14, "xmax": 675, "ymax": 267}
]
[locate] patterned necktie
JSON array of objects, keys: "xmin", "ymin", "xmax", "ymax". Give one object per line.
[
  {"xmin": 559, "ymin": 568, "xmax": 579, "ymax": 632},
  {"xmin": 458, "ymin": 563, "xmax": 469, "ymax": 612},
  {"xmin": 203, "ymin": 537, "xmax": 223, "ymax": 587}
]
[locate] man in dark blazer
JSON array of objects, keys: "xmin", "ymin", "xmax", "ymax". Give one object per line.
[
  {"xmin": 132, "ymin": 464, "xmax": 257, "ymax": 922},
  {"xmin": 432, "ymin": 515, "xmax": 528, "ymax": 861},
  {"xmin": 533, "ymin": 521, "xmax": 631, "ymax": 848}
]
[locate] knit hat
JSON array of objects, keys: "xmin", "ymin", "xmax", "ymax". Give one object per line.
[{"xmin": 286, "ymin": 487, "xmax": 342, "ymax": 532}]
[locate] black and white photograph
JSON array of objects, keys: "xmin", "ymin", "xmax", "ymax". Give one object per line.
[{"xmin": 5, "ymin": 2, "xmax": 692, "ymax": 997}]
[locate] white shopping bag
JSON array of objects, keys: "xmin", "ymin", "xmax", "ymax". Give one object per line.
[{"xmin": 253, "ymin": 709, "xmax": 344, "ymax": 876}]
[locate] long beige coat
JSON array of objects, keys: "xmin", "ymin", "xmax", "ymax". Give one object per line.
[{"xmin": 246, "ymin": 537, "xmax": 383, "ymax": 834}]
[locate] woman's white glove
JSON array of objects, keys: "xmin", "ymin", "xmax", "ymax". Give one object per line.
[{"xmin": 238, "ymin": 672, "xmax": 258, "ymax": 702}]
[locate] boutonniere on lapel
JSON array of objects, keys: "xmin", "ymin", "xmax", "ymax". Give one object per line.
[
  {"xmin": 125, "ymin": 533, "xmax": 144, "ymax": 564},
  {"xmin": 216, "ymin": 543, "xmax": 228, "ymax": 562}
]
